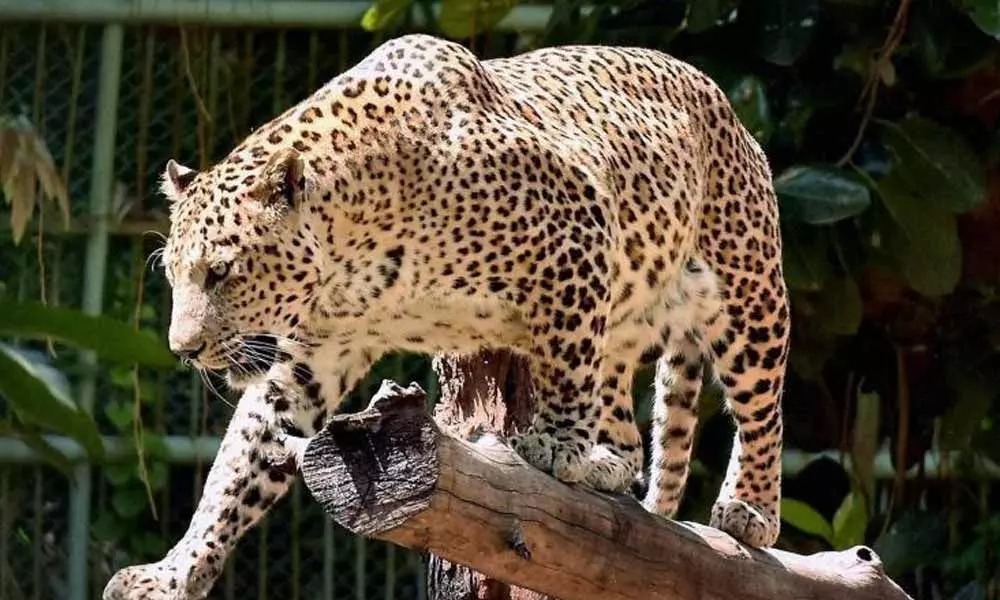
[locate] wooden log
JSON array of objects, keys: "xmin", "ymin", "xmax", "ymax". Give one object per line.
[{"xmin": 297, "ymin": 380, "xmax": 913, "ymax": 600}]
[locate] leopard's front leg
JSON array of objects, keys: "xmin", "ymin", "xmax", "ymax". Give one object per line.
[
  {"xmin": 101, "ymin": 380, "xmax": 303, "ymax": 599},
  {"xmin": 103, "ymin": 352, "xmax": 373, "ymax": 599}
]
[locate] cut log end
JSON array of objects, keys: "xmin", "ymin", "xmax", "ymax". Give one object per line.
[{"xmin": 301, "ymin": 379, "xmax": 437, "ymax": 537}]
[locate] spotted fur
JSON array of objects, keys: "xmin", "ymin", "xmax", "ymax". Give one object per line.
[{"xmin": 104, "ymin": 34, "xmax": 789, "ymax": 599}]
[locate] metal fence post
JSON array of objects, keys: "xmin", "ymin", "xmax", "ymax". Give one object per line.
[{"xmin": 66, "ymin": 22, "xmax": 124, "ymax": 600}]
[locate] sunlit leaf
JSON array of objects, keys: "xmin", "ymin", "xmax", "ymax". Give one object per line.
[
  {"xmin": 361, "ymin": 0, "xmax": 414, "ymax": 31},
  {"xmin": 0, "ymin": 343, "xmax": 103, "ymax": 459},
  {"xmin": 852, "ymin": 387, "xmax": 880, "ymax": 502},
  {"xmin": 0, "ymin": 299, "xmax": 175, "ymax": 368},
  {"xmin": 439, "ymin": 0, "xmax": 519, "ymax": 39},
  {"xmin": 832, "ymin": 491, "xmax": 868, "ymax": 549},
  {"xmin": 881, "ymin": 116, "xmax": 986, "ymax": 213},
  {"xmin": 781, "ymin": 498, "xmax": 833, "ymax": 543},
  {"xmin": 958, "ymin": 0, "xmax": 1000, "ymax": 38},
  {"xmin": 776, "ymin": 165, "xmax": 871, "ymax": 225}
]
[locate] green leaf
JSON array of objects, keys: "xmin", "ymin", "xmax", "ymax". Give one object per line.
[
  {"xmin": 104, "ymin": 462, "xmax": 135, "ymax": 486},
  {"xmin": 685, "ymin": 0, "xmax": 739, "ymax": 33},
  {"xmin": 0, "ymin": 343, "xmax": 103, "ymax": 459},
  {"xmin": 781, "ymin": 226, "xmax": 832, "ymax": 292},
  {"xmin": 146, "ymin": 460, "xmax": 168, "ymax": 491},
  {"xmin": 438, "ymin": 0, "xmax": 519, "ymax": 39},
  {"xmin": 361, "ymin": 0, "xmax": 413, "ymax": 31},
  {"xmin": 878, "ymin": 175, "xmax": 962, "ymax": 297},
  {"xmin": 0, "ymin": 421, "xmax": 72, "ymax": 475},
  {"xmin": 832, "ymin": 491, "xmax": 868, "ymax": 549},
  {"xmin": 872, "ymin": 511, "xmax": 947, "ymax": 577},
  {"xmin": 912, "ymin": 2, "xmax": 997, "ymax": 77},
  {"xmin": 108, "ymin": 365, "xmax": 134, "ymax": 389},
  {"xmin": 142, "ymin": 434, "xmax": 169, "ymax": 461},
  {"xmin": 726, "ymin": 75, "xmax": 772, "ymax": 144},
  {"xmin": 952, "ymin": 582, "xmax": 988, "ymax": 600},
  {"xmin": 0, "ymin": 300, "xmax": 175, "ymax": 368},
  {"xmin": 851, "ymin": 388, "xmax": 880, "ymax": 502},
  {"xmin": 833, "ymin": 38, "xmax": 879, "ymax": 78},
  {"xmin": 773, "ymin": 90, "xmax": 816, "ymax": 150},
  {"xmin": 940, "ymin": 368, "xmax": 994, "ymax": 451},
  {"xmin": 814, "ymin": 276, "xmax": 864, "ymax": 336},
  {"xmin": 881, "ymin": 116, "xmax": 986, "ymax": 214},
  {"xmin": 781, "ymin": 498, "xmax": 833, "ymax": 543},
  {"xmin": 111, "ymin": 485, "xmax": 148, "ymax": 519},
  {"xmin": 104, "ymin": 401, "xmax": 133, "ymax": 432},
  {"xmin": 92, "ymin": 511, "xmax": 127, "ymax": 543},
  {"xmin": 132, "ymin": 531, "xmax": 167, "ymax": 560},
  {"xmin": 743, "ymin": 0, "xmax": 819, "ymax": 66},
  {"xmin": 542, "ymin": 0, "xmax": 603, "ymax": 46},
  {"xmin": 776, "ymin": 166, "xmax": 872, "ymax": 225},
  {"xmin": 959, "ymin": 0, "xmax": 1000, "ymax": 38}
]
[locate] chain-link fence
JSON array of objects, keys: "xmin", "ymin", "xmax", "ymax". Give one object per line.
[{"xmin": 0, "ymin": 14, "xmax": 531, "ymax": 599}]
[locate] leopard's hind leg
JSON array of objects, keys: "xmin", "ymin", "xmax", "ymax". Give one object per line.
[
  {"xmin": 642, "ymin": 257, "xmax": 717, "ymax": 518},
  {"xmin": 697, "ymin": 114, "xmax": 790, "ymax": 548}
]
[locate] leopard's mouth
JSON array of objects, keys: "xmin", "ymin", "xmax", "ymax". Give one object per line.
[{"xmin": 220, "ymin": 334, "xmax": 292, "ymax": 388}]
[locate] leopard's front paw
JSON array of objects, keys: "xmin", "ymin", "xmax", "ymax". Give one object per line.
[
  {"xmin": 103, "ymin": 560, "xmax": 214, "ymax": 600},
  {"xmin": 710, "ymin": 498, "xmax": 780, "ymax": 547},
  {"xmin": 511, "ymin": 430, "xmax": 589, "ymax": 483},
  {"xmin": 103, "ymin": 563, "xmax": 183, "ymax": 600}
]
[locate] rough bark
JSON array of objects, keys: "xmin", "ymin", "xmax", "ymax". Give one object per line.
[{"xmin": 299, "ymin": 380, "xmax": 913, "ymax": 600}]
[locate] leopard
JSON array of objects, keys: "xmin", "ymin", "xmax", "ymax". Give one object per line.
[{"xmin": 104, "ymin": 33, "xmax": 789, "ymax": 599}]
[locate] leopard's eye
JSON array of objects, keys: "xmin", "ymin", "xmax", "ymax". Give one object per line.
[{"xmin": 205, "ymin": 262, "xmax": 231, "ymax": 288}]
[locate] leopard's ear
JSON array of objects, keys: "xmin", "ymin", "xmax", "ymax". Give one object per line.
[
  {"xmin": 253, "ymin": 148, "xmax": 310, "ymax": 210},
  {"xmin": 161, "ymin": 159, "xmax": 197, "ymax": 202}
]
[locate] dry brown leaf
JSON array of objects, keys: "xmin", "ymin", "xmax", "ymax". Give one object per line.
[
  {"xmin": 0, "ymin": 115, "xmax": 70, "ymax": 243},
  {"xmin": 7, "ymin": 169, "xmax": 35, "ymax": 244},
  {"xmin": 0, "ymin": 129, "xmax": 18, "ymax": 177},
  {"xmin": 30, "ymin": 135, "xmax": 69, "ymax": 228}
]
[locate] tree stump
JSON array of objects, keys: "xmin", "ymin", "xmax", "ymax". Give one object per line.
[{"xmin": 427, "ymin": 351, "xmax": 546, "ymax": 600}]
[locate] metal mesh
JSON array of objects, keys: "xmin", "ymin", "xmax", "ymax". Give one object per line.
[{"xmin": 0, "ymin": 21, "xmax": 449, "ymax": 600}]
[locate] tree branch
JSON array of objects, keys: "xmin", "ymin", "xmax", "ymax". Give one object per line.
[{"xmin": 298, "ymin": 380, "xmax": 913, "ymax": 600}]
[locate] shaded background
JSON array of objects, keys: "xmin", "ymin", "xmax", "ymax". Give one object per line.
[{"xmin": 0, "ymin": 0, "xmax": 998, "ymax": 598}]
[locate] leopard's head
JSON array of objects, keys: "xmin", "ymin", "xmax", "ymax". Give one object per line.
[{"xmin": 160, "ymin": 147, "xmax": 322, "ymax": 388}]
